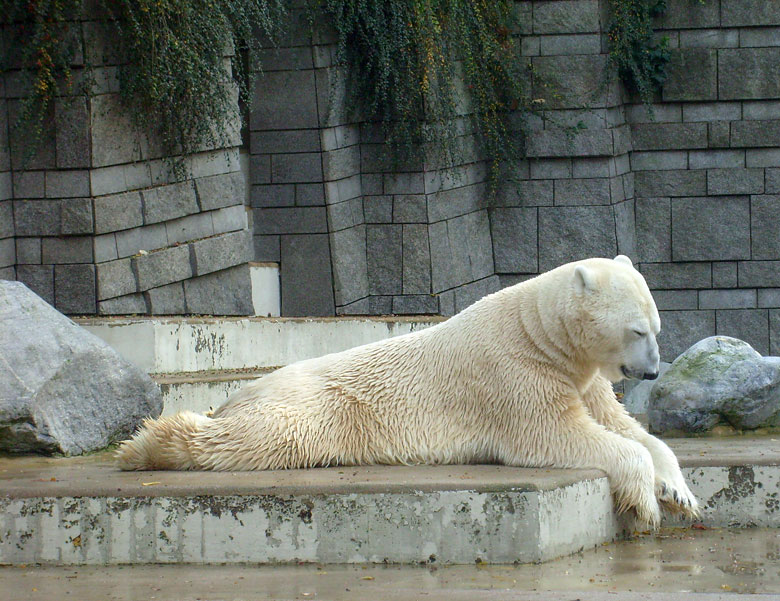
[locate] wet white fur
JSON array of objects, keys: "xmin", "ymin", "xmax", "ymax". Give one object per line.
[{"xmin": 117, "ymin": 256, "xmax": 698, "ymax": 525}]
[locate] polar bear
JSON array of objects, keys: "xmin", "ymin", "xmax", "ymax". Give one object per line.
[{"xmin": 117, "ymin": 255, "xmax": 698, "ymax": 525}]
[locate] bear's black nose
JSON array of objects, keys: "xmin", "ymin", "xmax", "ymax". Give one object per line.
[{"xmin": 642, "ymin": 372, "xmax": 659, "ymax": 380}]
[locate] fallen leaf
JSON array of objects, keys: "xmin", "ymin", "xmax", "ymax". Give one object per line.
[
  {"xmin": 72, "ymin": 535, "xmax": 81, "ymax": 548},
  {"xmin": 691, "ymin": 523, "xmax": 708, "ymax": 530},
  {"xmin": 142, "ymin": 481, "xmax": 162, "ymax": 486},
  {"xmin": 361, "ymin": 576, "xmax": 375, "ymax": 580}
]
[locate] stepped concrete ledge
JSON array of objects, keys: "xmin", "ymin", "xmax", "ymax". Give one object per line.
[
  {"xmin": 1, "ymin": 439, "xmax": 778, "ymax": 566},
  {"xmin": 74, "ymin": 316, "xmax": 445, "ymax": 375}
]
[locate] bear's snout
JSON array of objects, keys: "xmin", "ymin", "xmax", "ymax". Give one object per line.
[{"xmin": 642, "ymin": 371, "xmax": 659, "ymax": 381}]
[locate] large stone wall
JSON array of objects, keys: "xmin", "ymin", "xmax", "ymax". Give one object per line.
[{"xmin": 1, "ymin": 15, "xmax": 253, "ymax": 315}]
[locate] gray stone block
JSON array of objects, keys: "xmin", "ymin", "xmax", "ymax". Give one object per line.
[
  {"xmin": 368, "ymin": 295, "xmax": 393, "ymax": 315},
  {"xmin": 657, "ymin": 310, "xmax": 716, "ymax": 363},
  {"xmin": 252, "ymin": 130, "xmax": 321, "ymax": 154},
  {"xmin": 54, "ymin": 264, "xmax": 96, "ymax": 314},
  {"xmin": 454, "ymin": 276, "xmax": 502, "ymax": 313},
  {"xmin": 525, "ymin": 128, "xmax": 613, "ymax": 158},
  {"xmin": 662, "ymin": 49, "xmax": 717, "ymax": 102},
  {"xmin": 55, "ymin": 98, "xmax": 90, "ymax": 169},
  {"xmin": 0, "ymin": 238, "xmax": 14, "ymax": 268},
  {"xmin": 495, "ymin": 180, "xmax": 554, "ymax": 207},
  {"xmin": 640, "ymin": 262, "xmax": 712, "ymax": 289},
  {"xmin": 96, "ymin": 258, "xmax": 137, "ymax": 300},
  {"xmin": 116, "ymin": 223, "xmax": 169, "ymax": 257},
  {"xmin": 722, "ymin": 1, "xmax": 780, "ymax": 27},
  {"xmin": 8, "ymin": 101, "xmax": 56, "ymax": 170},
  {"xmin": 656, "ymin": 0, "xmax": 719, "ymax": 29},
  {"xmin": 98, "ymin": 293, "xmax": 148, "ymax": 315},
  {"xmin": 93, "ymin": 234, "xmax": 118, "ymax": 263},
  {"xmin": 392, "ymin": 295, "xmax": 438, "ymax": 315},
  {"xmin": 532, "ymin": 0, "xmax": 599, "ymax": 33},
  {"xmin": 253, "ymin": 235, "xmax": 280, "ymax": 262},
  {"xmin": 571, "ymin": 157, "xmax": 611, "ymax": 178},
  {"xmin": 427, "ymin": 183, "xmax": 485, "ymax": 222},
  {"xmin": 719, "ymin": 48, "xmax": 780, "ymax": 99},
  {"xmin": 145, "ymin": 282, "xmax": 187, "ymax": 315},
  {"xmin": 539, "ymin": 33, "xmax": 601, "ymax": 55},
  {"xmin": 41, "ymin": 236, "xmax": 93, "ymax": 264},
  {"xmin": 429, "ymin": 211, "xmax": 494, "ymax": 292},
  {"xmin": 713, "ymin": 262, "xmax": 738, "ymax": 288},
  {"xmin": 327, "ymin": 198, "xmax": 363, "ymax": 231},
  {"xmin": 330, "ymin": 226, "xmax": 368, "ymax": 306},
  {"xmin": 402, "ymin": 224, "xmax": 431, "ymax": 295},
  {"xmin": 250, "ymin": 71, "xmax": 319, "ymax": 130},
  {"xmin": 538, "ymin": 206, "xmax": 617, "ymax": 272},
  {"xmin": 363, "ymin": 196, "xmax": 393, "ymax": 223},
  {"xmin": 699, "ymin": 289, "xmax": 757, "ymax": 310},
  {"xmin": 651, "ymin": 290, "xmax": 698, "ymax": 311},
  {"xmin": 531, "ymin": 55, "xmax": 614, "ymax": 109},
  {"xmin": 16, "ymin": 265, "xmax": 54, "ymax": 305},
  {"xmin": 142, "ymin": 181, "xmax": 199, "ymax": 225},
  {"xmin": 768, "ymin": 169, "xmax": 780, "ymax": 193},
  {"xmin": 326, "ymin": 174, "xmax": 362, "ymax": 203},
  {"xmin": 634, "ymin": 170, "xmax": 706, "ymax": 197},
  {"xmin": 183, "ymin": 264, "xmax": 253, "ymax": 316},
  {"xmin": 211, "ymin": 205, "xmax": 248, "ymax": 234},
  {"xmin": 682, "ymin": 102, "xmax": 741, "ymax": 123},
  {"xmin": 280, "ymin": 235, "xmax": 336, "ymax": 316},
  {"xmin": 322, "ymin": 147, "xmax": 359, "ymax": 182},
  {"xmin": 679, "ymin": 29, "xmax": 738, "ymax": 48},
  {"xmin": 12, "ymin": 171, "xmax": 45, "ymax": 199},
  {"xmin": 625, "ymin": 103, "xmax": 682, "ymax": 124},
  {"xmin": 361, "ymin": 174, "xmax": 383, "ymax": 196},
  {"xmin": 61, "ymin": 198, "xmax": 93, "ymax": 235},
  {"xmin": 489, "ymin": 207, "xmax": 538, "ymax": 273},
  {"xmin": 94, "ymin": 191, "xmax": 144, "ymax": 234},
  {"xmin": 196, "ymin": 171, "xmax": 244, "ymax": 211},
  {"xmin": 751, "ymin": 195, "xmax": 780, "ymax": 260},
  {"xmin": 771, "ymin": 310, "xmax": 780, "ymax": 356},
  {"xmin": 251, "ymin": 184, "xmax": 295, "ymax": 208},
  {"xmin": 90, "ymin": 165, "xmax": 127, "ymax": 197},
  {"xmin": 739, "ymin": 27, "xmax": 780, "ymax": 47},
  {"xmin": 393, "ymin": 195, "xmax": 427, "ymax": 223},
  {"xmin": 707, "ymin": 121, "xmax": 731, "ymax": 148},
  {"xmin": 672, "ymin": 196, "xmax": 750, "ymax": 261},
  {"xmin": 614, "ymin": 199, "xmax": 636, "ymax": 259},
  {"xmin": 630, "ymin": 151, "xmax": 688, "ymax": 171},
  {"xmin": 689, "ymin": 150, "xmax": 745, "ymax": 170},
  {"xmin": 367, "ymin": 225, "xmax": 402, "ymax": 295},
  {"xmin": 272, "ymin": 152, "xmax": 323, "ymax": 184},
  {"xmin": 529, "ymin": 158, "xmax": 572, "ymax": 179},
  {"xmin": 191, "ymin": 230, "xmax": 251, "ymax": 277},
  {"xmin": 521, "ymin": 36, "xmax": 540, "ymax": 56},
  {"xmin": 164, "ymin": 212, "xmax": 214, "ymax": 246},
  {"xmin": 731, "ymin": 120, "xmax": 780, "ymax": 148},
  {"xmin": 716, "ymin": 309, "xmax": 770, "ymax": 356},
  {"xmin": 250, "ymin": 155, "xmax": 271, "ymax": 185},
  {"xmin": 295, "ymin": 183, "xmax": 325, "ymax": 206},
  {"xmin": 553, "ymin": 178, "xmax": 610, "ymax": 205},
  {"xmin": 743, "ymin": 101, "xmax": 780, "ymax": 120},
  {"xmin": 760, "ymin": 289, "xmax": 780, "ymax": 308},
  {"xmin": 630, "ymin": 123, "xmax": 707, "ymax": 151},
  {"xmin": 707, "ymin": 169, "xmax": 764, "ymax": 195},
  {"xmin": 90, "ymin": 94, "xmax": 142, "ymax": 167},
  {"xmin": 385, "ymin": 172, "xmax": 425, "ymax": 195},
  {"xmin": 13, "ymin": 200, "xmax": 61, "ymax": 236},
  {"xmin": 254, "ymin": 207, "xmax": 328, "ymax": 234},
  {"xmin": 134, "ymin": 244, "xmax": 192, "ymax": 291},
  {"xmin": 739, "ymin": 261, "xmax": 780, "ymax": 287},
  {"xmin": 335, "ymin": 297, "xmax": 370, "ymax": 316},
  {"xmin": 747, "ymin": 149, "xmax": 780, "ymax": 168},
  {"xmin": 15, "ymin": 238, "xmax": 41, "ymax": 265}
]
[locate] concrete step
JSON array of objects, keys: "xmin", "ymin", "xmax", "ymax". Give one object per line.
[
  {"xmin": 1, "ymin": 439, "xmax": 778, "ymax": 566},
  {"xmin": 76, "ymin": 316, "xmax": 443, "ymax": 375}
]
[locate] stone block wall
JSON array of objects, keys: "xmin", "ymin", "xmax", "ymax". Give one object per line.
[
  {"xmin": 629, "ymin": 0, "xmax": 780, "ymax": 359},
  {"xmin": 1, "ymin": 16, "xmax": 253, "ymax": 315}
]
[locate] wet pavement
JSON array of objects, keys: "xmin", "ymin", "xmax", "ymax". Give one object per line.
[{"xmin": 2, "ymin": 527, "xmax": 780, "ymax": 600}]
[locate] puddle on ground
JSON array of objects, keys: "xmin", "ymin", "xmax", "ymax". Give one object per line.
[{"xmin": 1, "ymin": 527, "xmax": 780, "ymax": 600}]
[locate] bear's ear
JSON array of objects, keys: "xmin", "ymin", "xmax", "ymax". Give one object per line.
[
  {"xmin": 614, "ymin": 254, "xmax": 633, "ymax": 268},
  {"xmin": 574, "ymin": 265, "xmax": 597, "ymax": 294}
]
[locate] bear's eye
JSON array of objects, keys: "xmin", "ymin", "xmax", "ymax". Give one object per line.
[{"xmin": 632, "ymin": 329, "xmax": 647, "ymax": 338}]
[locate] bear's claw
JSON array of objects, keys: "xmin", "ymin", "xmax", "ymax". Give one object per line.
[{"xmin": 656, "ymin": 479, "xmax": 700, "ymax": 518}]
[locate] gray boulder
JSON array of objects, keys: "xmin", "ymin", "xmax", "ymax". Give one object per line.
[
  {"xmin": 0, "ymin": 280, "xmax": 162, "ymax": 455},
  {"xmin": 647, "ymin": 336, "xmax": 780, "ymax": 435}
]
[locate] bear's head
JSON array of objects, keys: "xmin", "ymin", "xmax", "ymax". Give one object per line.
[{"xmin": 572, "ymin": 255, "xmax": 661, "ymax": 383}]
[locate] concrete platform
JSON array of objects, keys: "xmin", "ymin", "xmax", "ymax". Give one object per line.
[{"xmin": 1, "ymin": 439, "xmax": 779, "ymax": 566}]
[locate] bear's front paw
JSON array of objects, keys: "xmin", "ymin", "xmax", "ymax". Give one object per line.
[{"xmin": 655, "ymin": 476, "xmax": 699, "ymax": 518}]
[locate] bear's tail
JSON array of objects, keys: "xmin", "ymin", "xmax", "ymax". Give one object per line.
[{"xmin": 116, "ymin": 411, "xmax": 211, "ymax": 470}]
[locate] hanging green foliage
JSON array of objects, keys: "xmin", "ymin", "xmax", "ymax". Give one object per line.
[
  {"xmin": 607, "ymin": 0, "xmax": 670, "ymax": 104},
  {"xmin": 318, "ymin": 0, "xmax": 531, "ymax": 181}
]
